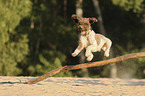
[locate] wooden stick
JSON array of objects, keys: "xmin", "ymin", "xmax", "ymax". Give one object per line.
[
  {"xmin": 25, "ymin": 52, "xmax": 145, "ymax": 84},
  {"xmin": 25, "ymin": 66, "xmax": 67, "ymax": 84}
]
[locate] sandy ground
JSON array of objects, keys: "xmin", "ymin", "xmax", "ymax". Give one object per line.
[{"xmin": 0, "ymin": 76, "xmax": 145, "ymax": 96}]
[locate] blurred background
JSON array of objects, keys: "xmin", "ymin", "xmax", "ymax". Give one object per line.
[{"xmin": 0, "ymin": 0, "xmax": 145, "ymax": 79}]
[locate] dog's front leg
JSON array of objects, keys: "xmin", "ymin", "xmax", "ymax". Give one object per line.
[
  {"xmin": 85, "ymin": 32, "xmax": 98, "ymax": 61},
  {"xmin": 72, "ymin": 41, "xmax": 84, "ymax": 57}
]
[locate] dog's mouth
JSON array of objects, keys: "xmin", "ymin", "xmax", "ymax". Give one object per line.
[
  {"xmin": 80, "ymin": 31, "xmax": 86, "ymax": 35},
  {"xmin": 78, "ymin": 29, "xmax": 87, "ymax": 35}
]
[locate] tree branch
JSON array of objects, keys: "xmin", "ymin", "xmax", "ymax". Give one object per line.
[{"xmin": 25, "ymin": 52, "xmax": 145, "ymax": 84}]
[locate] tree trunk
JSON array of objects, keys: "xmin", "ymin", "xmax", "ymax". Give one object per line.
[
  {"xmin": 76, "ymin": 0, "xmax": 83, "ymax": 18},
  {"xmin": 92, "ymin": 0, "xmax": 117, "ymax": 78},
  {"xmin": 76, "ymin": 0, "xmax": 89, "ymax": 77},
  {"xmin": 64, "ymin": 0, "xmax": 67, "ymax": 21}
]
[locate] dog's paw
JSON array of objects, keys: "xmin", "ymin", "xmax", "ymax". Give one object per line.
[
  {"xmin": 86, "ymin": 54, "xmax": 93, "ymax": 61},
  {"xmin": 98, "ymin": 49, "xmax": 101, "ymax": 52},
  {"xmin": 104, "ymin": 53, "xmax": 109, "ymax": 57},
  {"xmin": 85, "ymin": 52, "xmax": 91, "ymax": 57},
  {"xmin": 72, "ymin": 53, "xmax": 78, "ymax": 57}
]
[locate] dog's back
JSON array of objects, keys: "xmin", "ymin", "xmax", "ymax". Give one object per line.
[{"xmin": 95, "ymin": 34, "xmax": 107, "ymax": 45}]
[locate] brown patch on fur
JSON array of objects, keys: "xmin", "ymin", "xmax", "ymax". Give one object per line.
[{"xmin": 72, "ymin": 14, "xmax": 112, "ymax": 61}]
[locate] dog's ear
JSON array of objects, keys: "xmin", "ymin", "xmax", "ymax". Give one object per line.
[
  {"xmin": 72, "ymin": 14, "xmax": 81, "ymax": 24},
  {"xmin": 89, "ymin": 18, "xmax": 98, "ymax": 24}
]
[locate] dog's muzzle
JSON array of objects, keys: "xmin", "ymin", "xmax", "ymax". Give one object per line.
[{"xmin": 78, "ymin": 25, "xmax": 86, "ymax": 35}]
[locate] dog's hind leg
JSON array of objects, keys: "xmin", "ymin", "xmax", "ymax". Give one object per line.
[
  {"xmin": 92, "ymin": 38, "xmax": 105, "ymax": 52},
  {"xmin": 103, "ymin": 39, "xmax": 112, "ymax": 57},
  {"xmin": 85, "ymin": 38, "xmax": 105, "ymax": 61},
  {"xmin": 85, "ymin": 45, "xmax": 98, "ymax": 61},
  {"xmin": 86, "ymin": 53, "xmax": 94, "ymax": 61}
]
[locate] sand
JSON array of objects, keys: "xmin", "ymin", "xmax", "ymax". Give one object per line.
[{"xmin": 0, "ymin": 76, "xmax": 145, "ymax": 96}]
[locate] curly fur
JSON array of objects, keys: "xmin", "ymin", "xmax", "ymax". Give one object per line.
[{"xmin": 71, "ymin": 14, "xmax": 112, "ymax": 61}]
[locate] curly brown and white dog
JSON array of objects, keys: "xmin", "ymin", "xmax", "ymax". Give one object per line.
[{"xmin": 71, "ymin": 14, "xmax": 112, "ymax": 61}]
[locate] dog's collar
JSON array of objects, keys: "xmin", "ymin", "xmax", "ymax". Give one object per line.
[{"xmin": 86, "ymin": 30, "xmax": 90, "ymax": 35}]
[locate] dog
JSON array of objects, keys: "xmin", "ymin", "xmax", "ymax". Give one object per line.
[{"xmin": 71, "ymin": 14, "xmax": 112, "ymax": 61}]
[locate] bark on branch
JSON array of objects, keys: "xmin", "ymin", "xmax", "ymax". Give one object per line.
[{"xmin": 25, "ymin": 52, "xmax": 145, "ymax": 84}]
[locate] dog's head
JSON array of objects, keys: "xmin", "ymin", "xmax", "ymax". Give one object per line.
[{"xmin": 72, "ymin": 14, "xmax": 98, "ymax": 35}]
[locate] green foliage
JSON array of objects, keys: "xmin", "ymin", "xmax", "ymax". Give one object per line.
[
  {"xmin": 97, "ymin": 43, "xmax": 145, "ymax": 79},
  {"xmin": 115, "ymin": 44, "xmax": 145, "ymax": 78},
  {"xmin": 37, "ymin": 50, "xmax": 71, "ymax": 77},
  {"xmin": 17, "ymin": 0, "xmax": 75, "ymax": 77},
  {"xmin": 25, "ymin": 50, "xmax": 72, "ymax": 77},
  {"xmin": 112, "ymin": 0, "xmax": 144, "ymax": 13},
  {"xmin": 0, "ymin": 0, "xmax": 31, "ymax": 75},
  {"xmin": 94, "ymin": 0, "xmax": 145, "ymax": 78},
  {"xmin": 1, "ymin": 0, "xmax": 145, "ymax": 79}
]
